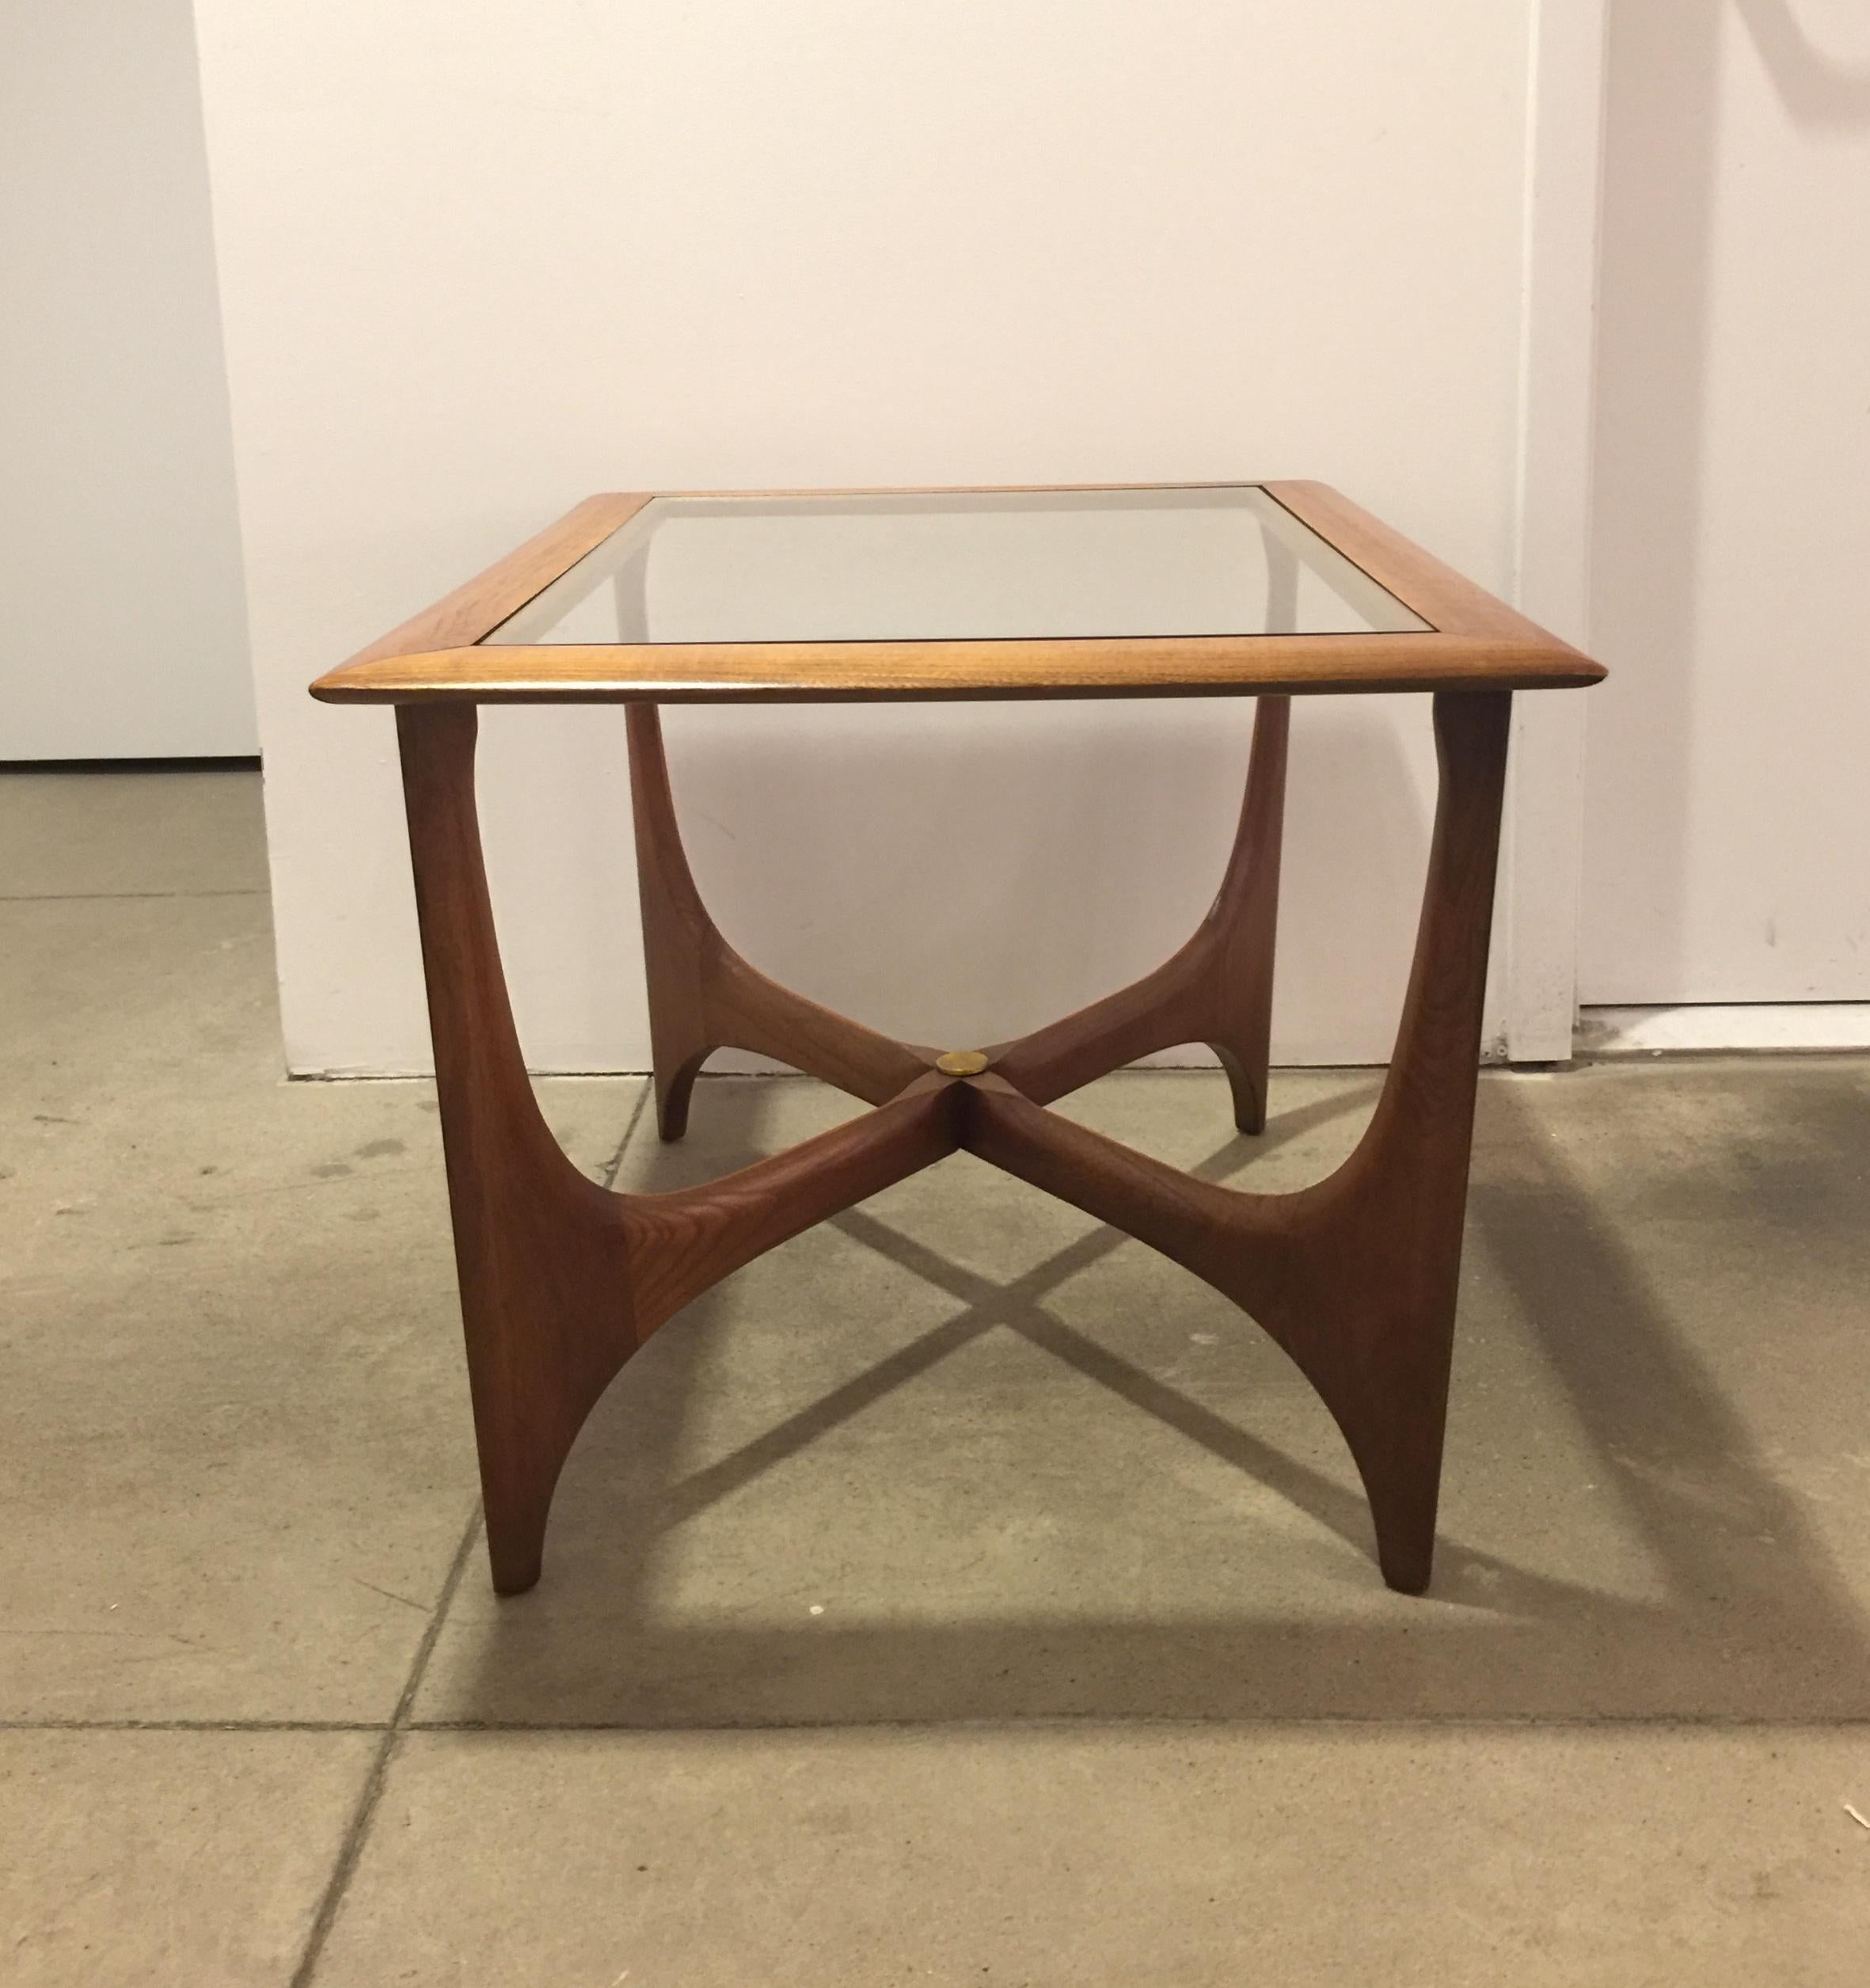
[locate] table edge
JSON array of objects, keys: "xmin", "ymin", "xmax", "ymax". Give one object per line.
[
  {"xmin": 312, "ymin": 634, "xmax": 1604, "ymax": 704},
  {"xmin": 310, "ymin": 482, "xmax": 1606, "ymax": 703}
]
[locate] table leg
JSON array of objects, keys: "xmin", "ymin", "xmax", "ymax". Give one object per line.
[
  {"xmin": 626, "ymin": 704, "xmax": 931, "ymax": 1138},
  {"xmin": 397, "ymin": 705, "xmax": 637, "ymax": 1594},
  {"xmin": 988, "ymin": 694, "xmax": 1289, "ymax": 1130},
  {"xmin": 399, "ymin": 705, "xmax": 958, "ymax": 1593},
  {"xmin": 1207, "ymin": 690, "xmax": 1289, "ymax": 1133},
  {"xmin": 1243, "ymin": 687, "xmax": 1511, "ymax": 1590},
  {"xmin": 964, "ymin": 691, "xmax": 1511, "ymax": 1591}
]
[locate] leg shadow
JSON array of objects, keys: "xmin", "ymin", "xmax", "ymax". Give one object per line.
[{"xmin": 438, "ymin": 1066, "xmax": 1870, "ymax": 1727}]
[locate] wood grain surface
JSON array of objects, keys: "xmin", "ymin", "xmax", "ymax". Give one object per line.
[{"xmin": 314, "ymin": 482, "xmax": 1604, "ymax": 704}]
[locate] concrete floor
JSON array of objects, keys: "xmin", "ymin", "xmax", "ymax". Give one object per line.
[{"xmin": 3, "ymin": 762, "xmax": 1868, "ymax": 1983}]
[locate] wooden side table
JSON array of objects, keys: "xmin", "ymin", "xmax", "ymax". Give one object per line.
[{"xmin": 313, "ymin": 483, "xmax": 1604, "ymax": 1598}]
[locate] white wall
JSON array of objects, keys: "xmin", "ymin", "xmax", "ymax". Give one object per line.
[
  {"xmin": 0, "ymin": 2, "xmax": 254, "ymax": 760},
  {"xmin": 194, "ymin": 1, "xmax": 1541, "ymax": 1076},
  {"xmin": 1583, "ymin": 0, "xmax": 1870, "ymax": 1003}
]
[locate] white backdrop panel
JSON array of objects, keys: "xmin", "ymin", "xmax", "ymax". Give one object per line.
[{"xmin": 192, "ymin": 0, "xmax": 1534, "ymax": 1073}]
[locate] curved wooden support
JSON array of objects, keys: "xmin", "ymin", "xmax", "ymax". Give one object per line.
[
  {"xmin": 399, "ymin": 706, "xmax": 640, "ymax": 1595},
  {"xmin": 622, "ymin": 1072, "xmax": 959, "ymax": 1336},
  {"xmin": 405, "ymin": 690, "xmax": 1507, "ymax": 1599},
  {"xmin": 1283, "ymin": 690, "xmax": 1511, "ymax": 1589},
  {"xmin": 959, "ymin": 1074, "xmax": 1292, "ymax": 1303},
  {"xmin": 627, "ymin": 704, "xmax": 932, "ymax": 1138},
  {"xmin": 962, "ymin": 692, "xmax": 1511, "ymax": 1592},
  {"xmin": 404, "ymin": 711, "xmax": 963, "ymax": 1595},
  {"xmin": 990, "ymin": 694, "xmax": 1289, "ymax": 1129}
]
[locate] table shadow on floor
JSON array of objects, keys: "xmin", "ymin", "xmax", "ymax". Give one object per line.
[{"xmin": 433, "ymin": 1072, "xmax": 1870, "ymax": 1728}]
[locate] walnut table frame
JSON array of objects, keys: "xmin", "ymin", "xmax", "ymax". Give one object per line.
[{"xmin": 313, "ymin": 481, "xmax": 1604, "ymax": 1598}]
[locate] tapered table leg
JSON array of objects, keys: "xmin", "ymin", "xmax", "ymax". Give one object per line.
[
  {"xmin": 1207, "ymin": 691, "xmax": 1289, "ymax": 1133},
  {"xmin": 626, "ymin": 704, "xmax": 931, "ymax": 1138},
  {"xmin": 963, "ymin": 691, "xmax": 1512, "ymax": 1591},
  {"xmin": 398, "ymin": 705, "xmax": 638, "ymax": 1594},
  {"xmin": 989, "ymin": 694, "xmax": 1289, "ymax": 1126},
  {"xmin": 401, "ymin": 705, "xmax": 959, "ymax": 1593},
  {"xmin": 1275, "ymin": 689, "xmax": 1512, "ymax": 1589}
]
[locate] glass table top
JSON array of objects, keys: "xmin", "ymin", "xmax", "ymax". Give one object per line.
[{"xmin": 482, "ymin": 486, "xmax": 1429, "ymax": 648}]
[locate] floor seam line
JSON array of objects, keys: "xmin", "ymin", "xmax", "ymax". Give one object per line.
[
  {"xmin": 600, "ymin": 1078, "xmax": 655, "ymax": 1188},
  {"xmin": 285, "ymin": 1506, "xmax": 481, "ymax": 1988}
]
